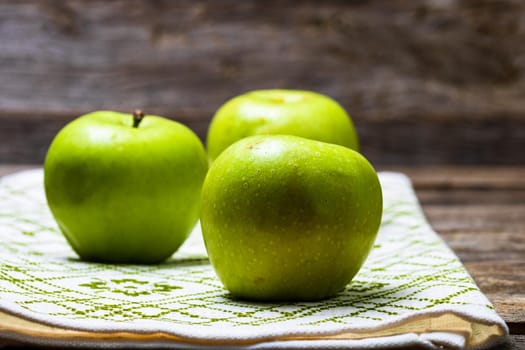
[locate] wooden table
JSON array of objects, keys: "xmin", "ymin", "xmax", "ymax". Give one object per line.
[{"xmin": 0, "ymin": 165, "xmax": 523, "ymax": 350}]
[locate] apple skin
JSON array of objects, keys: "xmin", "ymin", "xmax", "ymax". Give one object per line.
[
  {"xmin": 44, "ymin": 111, "xmax": 208, "ymax": 264},
  {"xmin": 200, "ymin": 135, "xmax": 382, "ymax": 301},
  {"xmin": 206, "ymin": 89, "xmax": 359, "ymax": 161}
]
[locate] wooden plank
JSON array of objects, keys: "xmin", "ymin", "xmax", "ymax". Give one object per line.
[
  {"xmin": 441, "ymin": 231, "xmax": 525, "ymax": 262},
  {"xmin": 0, "ymin": 0, "xmax": 523, "ymax": 119},
  {"xmin": 2, "ymin": 113, "xmax": 524, "ymax": 165},
  {"xmin": 390, "ymin": 166, "xmax": 525, "ymax": 190},
  {"xmin": 414, "ymin": 189, "xmax": 525, "ymax": 206},
  {"xmin": 463, "ymin": 261, "xmax": 525, "ymax": 326},
  {"xmin": 1, "ymin": 1, "xmax": 525, "ymax": 164},
  {"xmin": 359, "ymin": 119, "xmax": 525, "ymax": 166},
  {"xmin": 424, "ymin": 205, "xmax": 525, "ymax": 233},
  {"xmin": 508, "ymin": 335, "xmax": 525, "ymax": 350}
]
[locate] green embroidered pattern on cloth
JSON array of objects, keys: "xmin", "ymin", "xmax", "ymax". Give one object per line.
[{"xmin": 0, "ymin": 170, "xmax": 497, "ymax": 336}]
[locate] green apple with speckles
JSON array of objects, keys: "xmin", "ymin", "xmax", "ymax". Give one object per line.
[
  {"xmin": 44, "ymin": 110, "xmax": 208, "ymax": 264},
  {"xmin": 200, "ymin": 135, "xmax": 382, "ymax": 301},
  {"xmin": 206, "ymin": 89, "xmax": 359, "ymax": 161}
]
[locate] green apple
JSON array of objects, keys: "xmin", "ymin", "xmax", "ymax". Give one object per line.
[
  {"xmin": 200, "ymin": 135, "xmax": 382, "ymax": 301},
  {"xmin": 44, "ymin": 110, "xmax": 208, "ymax": 264},
  {"xmin": 206, "ymin": 89, "xmax": 359, "ymax": 160}
]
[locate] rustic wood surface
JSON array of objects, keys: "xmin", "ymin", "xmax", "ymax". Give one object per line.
[
  {"xmin": 1, "ymin": 0, "xmax": 524, "ymax": 165},
  {"xmin": 0, "ymin": 165, "xmax": 523, "ymax": 349}
]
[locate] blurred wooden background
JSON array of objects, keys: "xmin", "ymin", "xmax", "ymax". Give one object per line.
[{"xmin": 0, "ymin": 0, "xmax": 524, "ymax": 165}]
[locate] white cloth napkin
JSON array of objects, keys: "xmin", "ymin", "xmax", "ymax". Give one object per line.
[{"xmin": 0, "ymin": 169, "xmax": 508, "ymax": 349}]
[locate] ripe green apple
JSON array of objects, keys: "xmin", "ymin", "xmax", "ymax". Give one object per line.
[
  {"xmin": 44, "ymin": 110, "xmax": 208, "ymax": 264},
  {"xmin": 200, "ymin": 135, "xmax": 382, "ymax": 301},
  {"xmin": 206, "ymin": 89, "xmax": 359, "ymax": 160}
]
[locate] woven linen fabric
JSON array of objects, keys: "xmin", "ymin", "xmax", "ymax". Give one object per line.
[{"xmin": 0, "ymin": 169, "xmax": 508, "ymax": 349}]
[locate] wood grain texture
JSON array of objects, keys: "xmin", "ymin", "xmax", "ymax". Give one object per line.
[
  {"xmin": 508, "ymin": 335, "xmax": 525, "ymax": 350},
  {"xmin": 387, "ymin": 166, "xmax": 525, "ymax": 190},
  {"xmin": 0, "ymin": 0, "xmax": 524, "ymax": 165}
]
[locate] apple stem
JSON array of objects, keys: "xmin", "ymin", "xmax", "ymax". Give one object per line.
[{"xmin": 132, "ymin": 110, "xmax": 145, "ymax": 128}]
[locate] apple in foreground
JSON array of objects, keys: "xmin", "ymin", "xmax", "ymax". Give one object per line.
[
  {"xmin": 200, "ymin": 135, "xmax": 382, "ymax": 301},
  {"xmin": 206, "ymin": 89, "xmax": 359, "ymax": 161},
  {"xmin": 44, "ymin": 110, "xmax": 208, "ymax": 264}
]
